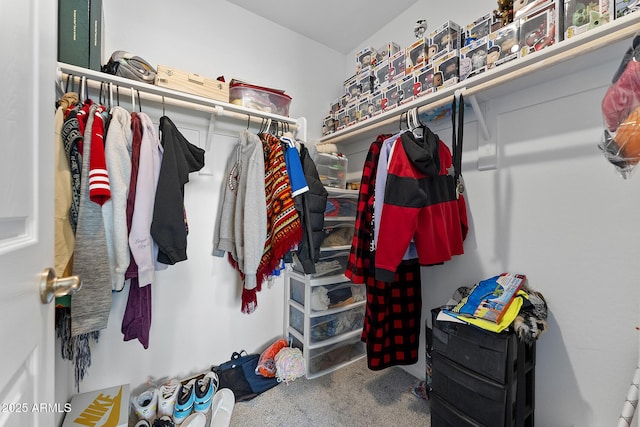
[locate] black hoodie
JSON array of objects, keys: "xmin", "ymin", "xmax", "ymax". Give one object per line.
[{"xmin": 151, "ymin": 116, "xmax": 205, "ymax": 265}]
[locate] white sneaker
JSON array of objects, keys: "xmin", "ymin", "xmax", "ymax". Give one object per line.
[
  {"xmin": 181, "ymin": 412, "xmax": 206, "ymax": 427},
  {"xmin": 158, "ymin": 378, "xmax": 181, "ymax": 417},
  {"xmin": 131, "ymin": 387, "xmax": 158, "ymax": 421},
  {"xmin": 210, "ymin": 389, "xmax": 235, "ymax": 427}
]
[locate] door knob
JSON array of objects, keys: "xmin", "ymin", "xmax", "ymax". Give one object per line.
[{"xmin": 39, "ymin": 267, "xmax": 82, "ymax": 304}]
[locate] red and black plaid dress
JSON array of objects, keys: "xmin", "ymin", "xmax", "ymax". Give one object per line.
[{"xmin": 345, "ymin": 135, "xmax": 422, "ymax": 370}]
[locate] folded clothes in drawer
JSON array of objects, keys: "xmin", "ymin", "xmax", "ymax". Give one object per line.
[{"xmin": 310, "ymin": 305, "xmax": 365, "ymax": 343}]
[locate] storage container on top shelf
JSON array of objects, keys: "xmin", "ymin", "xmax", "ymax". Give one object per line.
[
  {"xmin": 229, "ymin": 80, "xmax": 292, "ymax": 116},
  {"xmin": 316, "ymin": 153, "xmax": 348, "ymax": 189}
]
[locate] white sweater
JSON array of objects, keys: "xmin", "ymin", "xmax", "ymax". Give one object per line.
[{"xmin": 129, "ymin": 112, "xmax": 163, "ymax": 287}]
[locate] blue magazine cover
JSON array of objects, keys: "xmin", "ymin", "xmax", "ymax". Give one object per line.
[{"xmin": 449, "ymin": 273, "xmax": 526, "ymax": 323}]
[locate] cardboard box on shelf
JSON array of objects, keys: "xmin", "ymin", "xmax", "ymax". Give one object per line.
[
  {"xmin": 564, "ymin": 0, "xmax": 612, "ymax": 39},
  {"xmin": 156, "ymin": 65, "xmax": 229, "ymax": 102},
  {"xmin": 519, "ymin": 1, "xmax": 560, "ymax": 57}
]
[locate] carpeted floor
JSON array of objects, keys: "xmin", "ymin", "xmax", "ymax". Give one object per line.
[{"xmin": 230, "ymin": 358, "xmax": 431, "ymax": 427}]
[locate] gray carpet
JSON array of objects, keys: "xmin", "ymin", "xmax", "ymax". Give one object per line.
[{"xmin": 230, "ymin": 358, "xmax": 431, "ymax": 427}]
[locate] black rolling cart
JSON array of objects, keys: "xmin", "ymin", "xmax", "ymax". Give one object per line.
[{"xmin": 429, "ymin": 308, "xmax": 536, "ymax": 427}]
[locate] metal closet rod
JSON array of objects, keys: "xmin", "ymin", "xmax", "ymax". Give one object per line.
[{"xmin": 57, "ymin": 62, "xmax": 298, "ymax": 128}]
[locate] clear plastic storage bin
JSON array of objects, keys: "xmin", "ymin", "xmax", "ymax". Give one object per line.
[
  {"xmin": 316, "ymin": 153, "xmax": 348, "ymax": 189},
  {"xmin": 229, "ymin": 82, "xmax": 292, "ymax": 116}
]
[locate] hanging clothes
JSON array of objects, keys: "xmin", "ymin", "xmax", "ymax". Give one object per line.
[
  {"xmin": 281, "ymin": 136, "xmax": 309, "ymax": 197},
  {"xmin": 250, "ymin": 133, "xmax": 302, "ymax": 310},
  {"xmin": 55, "ymin": 92, "xmax": 79, "ymax": 277},
  {"xmin": 344, "ymin": 135, "xmax": 422, "ymax": 370},
  {"xmin": 122, "ymin": 111, "xmax": 162, "ymax": 349},
  {"xmin": 375, "ymin": 126, "xmax": 468, "ymax": 282},
  {"xmin": 129, "ymin": 112, "xmax": 163, "ymax": 287},
  {"xmin": 373, "ymin": 131, "xmax": 418, "ymax": 260},
  {"xmin": 102, "ymin": 106, "xmax": 132, "ymax": 291},
  {"xmin": 212, "ymin": 130, "xmax": 268, "ymax": 302},
  {"xmin": 55, "ymin": 91, "xmax": 100, "ymax": 391},
  {"xmin": 292, "ymin": 142, "xmax": 328, "ymax": 275},
  {"xmin": 71, "ymin": 102, "xmax": 113, "ymax": 337},
  {"xmin": 151, "ymin": 116, "xmax": 205, "ymax": 265}
]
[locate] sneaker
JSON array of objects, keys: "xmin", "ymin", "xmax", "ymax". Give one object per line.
[
  {"xmin": 131, "ymin": 387, "xmax": 158, "ymax": 421},
  {"xmin": 158, "ymin": 378, "xmax": 181, "ymax": 417},
  {"xmin": 173, "ymin": 379, "xmax": 196, "ymax": 425},
  {"xmin": 210, "ymin": 388, "xmax": 235, "ymax": 427},
  {"xmin": 181, "ymin": 412, "xmax": 206, "ymax": 427},
  {"xmin": 135, "ymin": 420, "xmax": 151, "ymax": 427},
  {"xmin": 152, "ymin": 415, "xmax": 176, "ymax": 427},
  {"xmin": 193, "ymin": 372, "xmax": 219, "ymax": 413}
]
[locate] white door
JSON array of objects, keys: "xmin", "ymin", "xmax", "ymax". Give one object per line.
[{"xmin": 0, "ymin": 0, "xmax": 57, "ymax": 426}]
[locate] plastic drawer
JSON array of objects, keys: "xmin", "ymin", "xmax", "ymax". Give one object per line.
[
  {"xmin": 293, "ymin": 248, "xmax": 350, "ymax": 278},
  {"xmin": 431, "ymin": 308, "xmax": 516, "ymax": 384},
  {"xmin": 316, "ymin": 153, "xmax": 348, "ymax": 189},
  {"xmin": 430, "ymin": 394, "xmax": 483, "ymax": 427},
  {"xmin": 431, "ymin": 352, "xmax": 514, "ymax": 427},
  {"xmin": 307, "ymin": 338, "xmax": 366, "ymax": 377},
  {"xmin": 289, "ymin": 278, "xmax": 364, "ymax": 310},
  {"xmin": 309, "ymin": 304, "xmax": 365, "ymax": 343},
  {"xmin": 289, "ymin": 305, "xmax": 304, "ymax": 335},
  {"xmin": 325, "ymin": 193, "xmax": 357, "ymax": 219}
]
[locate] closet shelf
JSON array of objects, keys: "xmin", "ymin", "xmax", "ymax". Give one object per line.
[
  {"xmin": 320, "ymin": 12, "xmax": 640, "ymax": 145},
  {"xmin": 56, "ymin": 62, "xmax": 299, "ymax": 126}
]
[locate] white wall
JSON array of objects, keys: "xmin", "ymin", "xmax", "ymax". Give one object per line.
[
  {"xmin": 337, "ymin": 2, "xmax": 640, "ymax": 425},
  {"xmin": 54, "ymin": 0, "xmax": 344, "ymax": 407}
]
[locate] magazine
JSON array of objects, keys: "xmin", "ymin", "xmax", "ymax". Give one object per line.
[{"xmin": 449, "ymin": 273, "xmax": 526, "ymax": 323}]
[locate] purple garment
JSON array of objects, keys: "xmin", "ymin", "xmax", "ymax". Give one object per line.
[
  {"xmin": 121, "ymin": 112, "xmax": 152, "ymax": 349},
  {"xmin": 121, "ymin": 277, "xmax": 151, "ymax": 349}
]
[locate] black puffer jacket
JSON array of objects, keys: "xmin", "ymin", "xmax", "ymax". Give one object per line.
[{"xmin": 295, "ymin": 144, "xmax": 328, "ymax": 274}]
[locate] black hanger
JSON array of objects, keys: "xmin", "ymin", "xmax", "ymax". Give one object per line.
[{"xmin": 399, "ymin": 111, "xmax": 407, "ymax": 131}]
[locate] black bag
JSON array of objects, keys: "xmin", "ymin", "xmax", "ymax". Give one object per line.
[
  {"xmin": 211, "ymin": 351, "xmax": 279, "ymax": 402},
  {"xmin": 101, "ymin": 51, "xmax": 157, "ymax": 83}
]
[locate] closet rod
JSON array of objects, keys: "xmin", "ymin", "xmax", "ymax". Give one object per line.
[{"xmin": 57, "ymin": 62, "xmax": 299, "ymax": 126}]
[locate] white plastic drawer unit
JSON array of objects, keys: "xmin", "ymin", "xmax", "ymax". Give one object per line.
[{"xmin": 284, "ymin": 269, "xmax": 366, "ymax": 379}]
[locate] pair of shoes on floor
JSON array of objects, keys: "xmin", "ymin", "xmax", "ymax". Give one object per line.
[
  {"xmin": 210, "ymin": 388, "xmax": 235, "ymax": 427},
  {"xmin": 132, "ymin": 378, "xmax": 182, "ymax": 422},
  {"xmin": 134, "ymin": 416, "xmax": 175, "ymax": 427},
  {"xmin": 174, "ymin": 372, "xmax": 219, "ymax": 424}
]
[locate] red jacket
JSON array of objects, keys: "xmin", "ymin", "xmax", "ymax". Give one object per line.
[{"xmin": 375, "ymin": 129, "xmax": 468, "ymax": 282}]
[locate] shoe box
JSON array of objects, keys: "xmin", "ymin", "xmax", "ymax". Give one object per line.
[
  {"xmin": 62, "ymin": 384, "xmax": 130, "ymax": 427},
  {"xmin": 429, "ymin": 308, "xmax": 535, "ymax": 427}
]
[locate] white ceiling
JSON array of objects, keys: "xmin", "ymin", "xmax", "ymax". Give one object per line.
[{"xmin": 227, "ymin": 0, "xmax": 420, "ymax": 54}]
